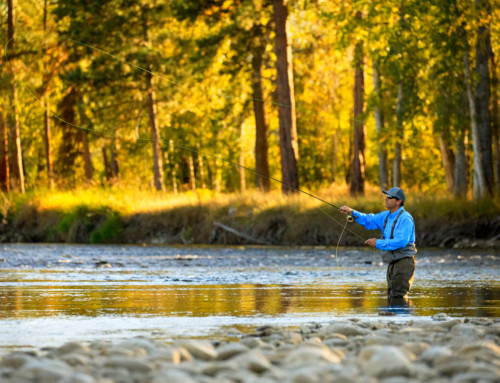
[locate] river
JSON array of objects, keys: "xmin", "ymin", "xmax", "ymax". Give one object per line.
[{"xmin": 0, "ymin": 243, "xmax": 498, "ymax": 354}]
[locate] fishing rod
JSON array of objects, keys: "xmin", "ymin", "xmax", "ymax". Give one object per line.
[{"xmin": 4, "ymin": 36, "xmax": 367, "ymax": 243}]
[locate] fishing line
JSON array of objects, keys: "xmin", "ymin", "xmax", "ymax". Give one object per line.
[{"xmin": 3, "ymin": 35, "xmax": 368, "ymax": 243}]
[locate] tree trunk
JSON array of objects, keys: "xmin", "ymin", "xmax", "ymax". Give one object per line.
[
  {"xmin": 239, "ymin": 121, "xmax": 246, "ymax": 193},
  {"xmin": 0, "ymin": 112, "xmax": 9, "ymax": 192},
  {"xmin": 464, "ymin": 37, "xmax": 489, "ymax": 198},
  {"xmin": 454, "ymin": 120, "xmax": 468, "ymax": 197},
  {"xmin": 81, "ymin": 131, "xmax": 93, "ymax": 185},
  {"xmin": 474, "ymin": 0, "xmax": 493, "ymax": 193},
  {"xmin": 169, "ymin": 140, "xmax": 178, "ymax": 194},
  {"xmin": 372, "ymin": 59, "xmax": 388, "ymax": 190},
  {"xmin": 110, "ymin": 138, "xmax": 119, "ymax": 180},
  {"xmin": 188, "ymin": 155, "xmax": 196, "ymax": 192},
  {"xmin": 350, "ymin": 37, "xmax": 365, "ymax": 195},
  {"xmin": 7, "ymin": 0, "xmax": 25, "ymax": 193},
  {"xmin": 489, "ymin": 35, "xmax": 500, "ymax": 193},
  {"xmin": 438, "ymin": 132, "xmax": 455, "ymax": 192},
  {"xmin": 393, "ymin": 83, "xmax": 404, "ymax": 187},
  {"xmin": 197, "ymin": 152, "xmax": 206, "ymax": 189},
  {"xmin": 251, "ymin": 26, "xmax": 271, "ymax": 192},
  {"xmin": 43, "ymin": 0, "xmax": 54, "ymax": 189},
  {"xmin": 143, "ymin": 15, "xmax": 164, "ymax": 191},
  {"xmin": 273, "ymin": 0, "xmax": 299, "ymax": 194},
  {"xmin": 44, "ymin": 103, "xmax": 54, "ymax": 189},
  {"xmin": 102, "ymin": 146, "xmax": 112, "ymax": 182}
]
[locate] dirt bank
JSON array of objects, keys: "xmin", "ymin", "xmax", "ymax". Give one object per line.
[{"xmin": 0, "ymin": 202, "xmax": 499, "ymax": 248}]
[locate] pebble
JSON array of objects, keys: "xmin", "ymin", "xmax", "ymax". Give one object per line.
[{"xmin": 0, "ymin": 319, "xmax": 499, "ymax": 383}]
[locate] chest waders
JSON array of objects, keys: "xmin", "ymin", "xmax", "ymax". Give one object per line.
[{"xmin": 381, "ymin": 210, "xmax": 417, "ymax": 263}]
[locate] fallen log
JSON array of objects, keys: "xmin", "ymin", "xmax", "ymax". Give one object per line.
[{"xmin": 213, "ymin": 221, "xmax": 271, "ymax": 245}]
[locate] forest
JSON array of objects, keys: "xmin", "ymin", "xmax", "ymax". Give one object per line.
[
  {"xmin": 0, "ymin": 0, "xmax": 500, "ymax": 248},
  {"xmin": 0, "ymin": 0, "xmax": 498, "ymax": 198}
]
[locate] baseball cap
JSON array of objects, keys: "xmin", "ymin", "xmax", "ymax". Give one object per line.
[{"xmin": 382, "ymin": 187, "xmax": 406, "ymax": 202}]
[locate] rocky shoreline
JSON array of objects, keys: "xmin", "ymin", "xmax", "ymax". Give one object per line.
[{"xmin": 2, "ymin": 316, "xmax": 499, "ymax": 383}]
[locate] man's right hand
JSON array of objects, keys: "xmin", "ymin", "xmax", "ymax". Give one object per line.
[{"xmin": 339, "ymin": 206, "xmax": 353, "ymax": 215}]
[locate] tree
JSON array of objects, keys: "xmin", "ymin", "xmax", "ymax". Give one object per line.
[
  {"xmin": 350, "ymin": 12, "xmax": 365, "ymax": 195},
  {"xmin": 273, "ymin": 0, "xmax": 299, "ymax": 193},
  {"xmin": 6, "ymin": 0, "xmax": 25, "ymax": 193},
  {"xmin": 474, "ymin": 0, "xmax": 494, "ymax": 194}
]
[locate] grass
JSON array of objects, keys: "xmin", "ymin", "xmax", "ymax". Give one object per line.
[{"xmin": 0, "ymin": 185, "xmax": 498, "ymax": 245}]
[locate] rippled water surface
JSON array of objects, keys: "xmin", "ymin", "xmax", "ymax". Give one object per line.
[{"xmin": 0, "ymin": 244, "xmax": 498, "ymax": 354}]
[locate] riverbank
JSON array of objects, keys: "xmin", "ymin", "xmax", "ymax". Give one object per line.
[
  {"xmin": 1, "ymin": 188, "xmax": 499, "ymax": 248},
  {"xmin": 1, "ymin": 316, "xmax": 499, "ymax": 382}
]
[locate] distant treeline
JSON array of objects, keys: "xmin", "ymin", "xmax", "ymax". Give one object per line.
[{"xmin": 0, "ymin": 0, "xmax": 499, "ymax": 198}]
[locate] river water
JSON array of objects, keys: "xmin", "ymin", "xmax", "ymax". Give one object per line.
[{"xmin": 0, "ymin": 244, "xmax": 498, "ymax": 354}]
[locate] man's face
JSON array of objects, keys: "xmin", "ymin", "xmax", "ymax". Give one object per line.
[{"xmin": 384, "ymin": 194, "xmax": 400, "ymax": 210}]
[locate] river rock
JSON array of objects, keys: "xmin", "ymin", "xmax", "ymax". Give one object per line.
[
  {"xmin": 147, "ymin": 347, "xmax": 183, "ymax": 364},
  {"xmin": 54, "ymin": 341, "xmax": 92, "ymax": 356},
  {"xmin": 458, "ymin": 340, "xmax": 500, "ymax": 362},
  {"xmin": 420, "ymin": 346, "xmax": 453, "ymax": 364},
  {"xmin": 116, "ymin": 337, "xmax": 157, "ymax": 355},
  {"xmin": 450, "ymin": 324, "xmax": 485, "ymax": 341},
  {"xmin": 200, "ymin": 360, "xmax": 238, "ymax": 377},
  {"xmin": 175, "ymin": 340, "xmax": 217, "ymax": 361},
  {"xmin": 434, "ymin": 355, "xmax": 473, "ymax": 376},
  {"xmin": 240, "ymin": 337, "xmax": 266, "ymax": 349},
  {"xmin": 284, "ymin": 344, "xmax": 342, "ymax": 365},
  {"xmin": 319, "ymin": 323, "xmax": 367, "ymax": 338},
  {"xmin": 61, "ymin": 352, "xmax": 91, "ymax": 367},
  {"xmin": 152, "ymin": 368, "xmax": 197, "ymax": 383},
  {"xmin": 361, "ymin": 345, "xmax": 414, "ymax": 378},
  {"xmin": 216, "ymin": 343, "xmax": 248, "ymax": 360},
  {"xmin": 104, "ymin": 355, "xmax": 154, "ymax": 374},
  {"xmin": 230, "ymin": 350, "xmax": 272, "ymax": 373},
  {"xmin": 0, "ymin": 353, "xmax": 34, "ymax": 369},
  {"xmin": 13, "ymin": 358, "xmax": 74, "ymax": 383}
]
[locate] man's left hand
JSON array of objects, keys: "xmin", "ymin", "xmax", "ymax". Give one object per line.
[{"xmin": 365, "ymin": 238, "xmax": 377, "ymax": 248}]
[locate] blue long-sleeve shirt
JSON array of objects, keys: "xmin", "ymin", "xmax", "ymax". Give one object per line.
[{"xmin": 352, "ymin": 207, "xmax": 415, "ymax": 251}]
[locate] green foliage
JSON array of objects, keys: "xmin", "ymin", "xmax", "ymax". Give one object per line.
[
  {"xmin": 90, "ymin": 212, "xmax": 123, "ymax": 244},
  {"xmin": 1, "ymin": 0, "xmax": 499, "ymax": 196}
]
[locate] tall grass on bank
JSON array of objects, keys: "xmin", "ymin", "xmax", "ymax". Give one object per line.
[{"xmin": 0, "ymin": 186, "xmax": 498, "ymax": 245}]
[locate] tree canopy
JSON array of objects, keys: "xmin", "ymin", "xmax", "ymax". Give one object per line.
[{"xmin": 1, "ymin": 0, "xmax": 499, "ymax": 198}]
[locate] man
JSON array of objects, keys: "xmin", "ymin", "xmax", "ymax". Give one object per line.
[{"xmin": 339, "ymin": 187, "xmax": 417, "ymax": 299}]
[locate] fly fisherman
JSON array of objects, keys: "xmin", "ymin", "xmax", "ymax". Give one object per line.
[{"xmin": 339, "ymin": 187, "xmax": 417, "ymax": 300}]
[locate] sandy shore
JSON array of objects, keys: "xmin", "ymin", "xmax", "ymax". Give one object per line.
[{"xmin": 1, "ymin": 315, "xmax": 499, "ymax": 383}]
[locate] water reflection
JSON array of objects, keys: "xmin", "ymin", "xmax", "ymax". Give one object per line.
[{"xmin": 1, "ymin": 283, "xmax": 498, "ymax": 319}]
